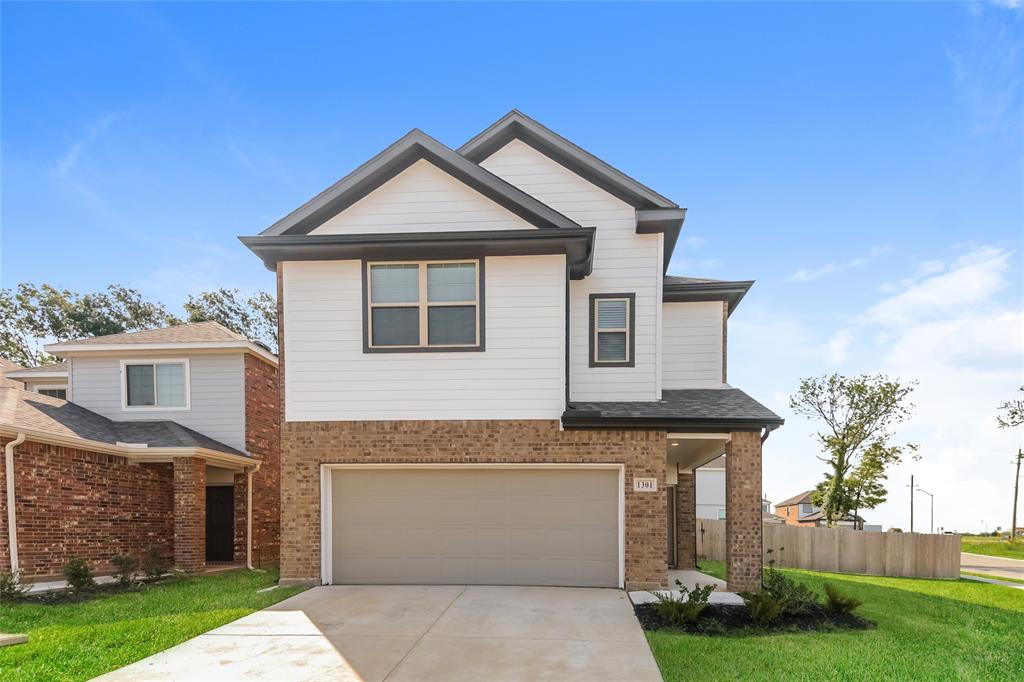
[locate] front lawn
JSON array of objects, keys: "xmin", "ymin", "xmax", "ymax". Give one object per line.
[
  {"xmin": 0, "ymin": 569, "xmax": 305, "ymax": 682},
  {"xmin": 647, "ymin": 560, "xmax": 1024, "ymax": 681},
  {"xmin": 961, "ymin": 535, "xmax": 1024, "ymax": 560}
]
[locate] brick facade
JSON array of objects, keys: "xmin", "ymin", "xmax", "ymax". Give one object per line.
[
  {"xmin": 0, "ymin": 437, "xmax": 173, "ymax": 578},
  {"xmin": 279, "ymin": 420, "xmax": 668, "ymax": 590},
  {"xmin": 725, "ymin": 430, "xmax": 763, "ymax": 592},
  {"xmin": 173, "ymin": 457, "xmax": 206, "ymax": 573},
  {"xmin": 675, "ymin": 469, "xmax": 696, "ymax": 569}
]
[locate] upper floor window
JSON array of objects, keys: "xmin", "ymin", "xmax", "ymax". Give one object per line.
[
  {"xmin": 589, "ymin": 293, "xmax": 635, "ymax": 367},
  {"xmin": 121, "ymin": 359, "xmax": 190, "ymax": 409},
  {"xmin": 365, "ymin": 260, "xmax": 483, "ymax": 352},
  {"xmin": 37, "ymin": 387, "xmax": 67, "ymax": 400}
]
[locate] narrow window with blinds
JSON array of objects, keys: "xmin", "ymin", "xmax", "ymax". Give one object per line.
[
  {"xmin": 589, "ymin": 293, "xmax": 635, "ymax": 367},
  {"xmin": 366, "ymin": 260, "xmax": 483, "ymax": 351}
]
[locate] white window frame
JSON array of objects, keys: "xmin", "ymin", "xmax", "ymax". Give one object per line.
[
  {"xmin": 34, "ymin": 385, "xmax": 68, "ymax": 400},
  {"xmin": 365, "ymin": 259, "xmax": 482, "ymax": 351},
  {"xmin": 120, "ymin": 358, "xmax": 191, "ymax": 411}
]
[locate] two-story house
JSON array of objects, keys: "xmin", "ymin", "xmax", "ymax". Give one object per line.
[
  {"xmin": 243, "ymin": 111, "xmax": 783, "ymax": 592},
  {"xmin": 0, "ymin": 321, "xmax": 280, "ymax": 579}
]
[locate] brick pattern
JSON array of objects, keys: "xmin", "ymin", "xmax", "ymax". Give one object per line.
[
  {"xmin": 238, "ymin": 353, "xmax": 280, "ymax": 566},
  {"xmin": 726, "ymin": 430, "xmax": 763, "ymax": 592},
  {"xmin": 0, "ymin": 437, "xmax": 173, "ymax": 578},
  {"xmin": 279, "ymin": 419, "xmax": 668, "ymax": 590},
  {"xmin": 173, "ymin": 457, "xmax": 206, "ymax": 572},
  {"xmin": 675, "ymin": 469, "xmax": 696, "ymax": 569}
]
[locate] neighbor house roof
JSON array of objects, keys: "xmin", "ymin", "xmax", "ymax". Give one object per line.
[
  {"xmin": 562, "ymin": 388, "xmax": 784, "ymax": 432},
  {"xmin": 776, "ymin": 491, "xmax": 814, "ymax": 508},
  {"xmin": 0, "ymin": 358, "xmax": 26, "ymax": 388},
  {"xmin": 663, "ymin": 276, "xmax": 754, "ymax": 315},
  {"xmin": 0, "ymin": 386, "xmax": 250, "ymax": 466},
  {"xmin": 45, "ymin": 322, "xmax": 277, "ymax": 365},
  {"xmin": 4, "ymin": 361, "xmax": 69, "ymax": 380}
]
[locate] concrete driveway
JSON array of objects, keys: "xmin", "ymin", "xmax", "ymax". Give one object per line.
[{"xmin": 97, "ymin": 585, "xmax": 661, "ymax": 681}]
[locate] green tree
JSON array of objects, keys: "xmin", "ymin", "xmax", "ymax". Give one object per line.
[
  {"xmin": 791, "ymin": 374, "xmax": 918, "ymax": 527},
  {"xmin": 997, "ymin": 387, "xmax": 1024, "ymax": 542},
  {"xmin": 1, "ymin": 283, "xmax": 181, "ymax": 366},
  {"xmin": 183, "ymin": 288, "xmax": 277, "ymax": 352}
]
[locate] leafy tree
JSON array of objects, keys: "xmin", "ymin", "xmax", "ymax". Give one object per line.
[
  {"xmin": 791, "ymin": 374, "xmax": 918, "ymax": 527},
  {"xmin": 1, "ymin": 283, "xmax": 181, "ymax": 366},
  {"xmin": 183, "ymin": 288, "xmax": 277, "ymax": 352},
  {"xmin": 997, "ymin": 387, "xmax": 1024, "ymax": 429}
]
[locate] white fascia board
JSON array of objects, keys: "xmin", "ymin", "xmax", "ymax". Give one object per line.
[{"xmin": 44, "ymin": 341, "xmax": 278, "ymax": 365}]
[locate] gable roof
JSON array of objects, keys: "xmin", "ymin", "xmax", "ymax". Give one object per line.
[
  {"xmin": 259, "ymin": 129, "xmax": 581, "ymax": 237},
  {"xmin": 459, "ymin": 110, "xmax": 678, "ymax": 210},
  {"xmin": 4, "ymin": 361, "xmax": 68, "ymax": 380},
  {"xmin": 776, "ymin": 490, "xmax": 815, "ymax": 508}
]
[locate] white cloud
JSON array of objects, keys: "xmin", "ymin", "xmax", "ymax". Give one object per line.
[
  {"xmin": 54, "ymin": 113, "xmax": 123, "ymax": 176},
  {"xmin": 790, "ymin": 244, "xmax": 891, "ymax": 282}
]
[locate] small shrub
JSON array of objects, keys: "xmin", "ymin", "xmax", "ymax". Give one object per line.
[
  {"xmin": 0, "ymin": 570, "xmax": 29, "ymax": 602},
  {"xmin": 742, "ymin": 590, "xmax": 783, "ymax": 625},
  {"xmin": 824, "ymin": 583, "xmax": 863, "ymax": 614},
  {"xmin": 63, "ymin": 556, "xmax": 96, "ymax": 593},
  {"xmin": 762, "ymin": 547, "xmax": 818, "ymax": 615},
  {"xmin": 110, "ymin": 553, "xmax": 139, "ymax": 587},
  {"xmin": 652, "ymin": 580, "xmax": 715, "ymax": 626},
  {"xmin": 141, "ymin": 546, "xmax": 169, "ymax": 581}
]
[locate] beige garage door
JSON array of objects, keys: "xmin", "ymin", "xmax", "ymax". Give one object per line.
[{"xmin": 329, "ymin": 467, "xmax": 620, "ymax": 587}]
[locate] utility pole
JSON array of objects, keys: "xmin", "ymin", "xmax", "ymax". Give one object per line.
[
  {"xmin": 916, "ymin": 486, "xmax": 934, "ymax": 535},
  {"xmin": 1013, "ymin": 450, "xmax": 1022, "ymax": 543},
  {"xmin": 909, "ymin": 475, "xmax": 915, "ymax": 533}
]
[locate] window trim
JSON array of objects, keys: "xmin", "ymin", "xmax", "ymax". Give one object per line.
[
  {"xmin": 119, "ymin": 358, "xmax": 191, "ymax": 411},
  {"xmin": 35, "ymin": 385, "xmax": 68, "ymax": 400},
  {"xmin": 589, "ymin": 292, "xmax": 635, "ymax": 368},
  {"xmin": 361, "ymin": 258, "xmax": 486, "ymax": 353}
]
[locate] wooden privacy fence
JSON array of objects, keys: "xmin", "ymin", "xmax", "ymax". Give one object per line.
[{"xmin": 696, "ymin": 519, "xmax": 960, "ymax": 579}]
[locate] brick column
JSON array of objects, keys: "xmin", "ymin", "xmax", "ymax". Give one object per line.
[
  {"xmin": 726, "ymin": 431, "xmax": 762, "ymax": 592},
  {"xmin": 233, "ymin": 472, "xmax": 247, "ymax": 564},
  {"xmin": 676, "ymin": 470, "xmax": 696, "ymax": 569},
  {"xmin": 173, "ymin": 457, "xmax": 206, "ymax": 573}
]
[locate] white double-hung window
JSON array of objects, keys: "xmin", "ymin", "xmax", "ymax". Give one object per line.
[
  {"xmin": 590, "ymin": 293, "xmax": 635, "ymax": 367},
  {"xmin": 366, "ymin": 260, "xmax": 482, "ymax": 351},
  {"xmin": 122, "ymin": 359, "xmax": 190, "ymax": 409}
]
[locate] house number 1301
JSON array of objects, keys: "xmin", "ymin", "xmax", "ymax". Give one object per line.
[{"xmin": 633, "ymin": 478, "xmax": 658, "ymax": 492}]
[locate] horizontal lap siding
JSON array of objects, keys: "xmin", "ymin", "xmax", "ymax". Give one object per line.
[
  {"xmin": 70, "ymin": 353, "xmax": 246, "ymax": 450},
  {"xmin": 311, "ymin": 159, "xmax": 535, "ymax": 234},
  {"xmin": 283, "ymin": 255, "xmax": 566, "ymax": 421},
  {"xmin": 480, "ymin": 140, "xmax": 661, "ymax": 401},
  {"xmin": 663, "ymin": 302, "xmax": 725, "ymax": 389}
]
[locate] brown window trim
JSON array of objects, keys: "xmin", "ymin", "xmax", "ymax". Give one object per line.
[
  {"xmin": 361, "ymin": 258, "xmax": 486, "ymax": 353},
  {"xmin": 589, "ymin": 292, "xmax": 635, "ymax": 368}
]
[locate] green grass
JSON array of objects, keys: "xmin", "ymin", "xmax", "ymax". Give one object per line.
[
  {"xmin": 0, "ymin": 569, "xmax": 305, "ymax": 682},
  {"xmin": 961, "ymin": 536, "xmax": 1024, "ymax": 560},
  {"xmin": 647, "ymin": 561, "xmax": 1024, "ymax": 681}
]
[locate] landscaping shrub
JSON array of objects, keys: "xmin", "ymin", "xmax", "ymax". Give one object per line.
[
  {"xmin": 824, "ymin": 583, "xmax": 863, "ymax": 614},
  {"xmin": 652, "ymin": 580, "xmax": 715, "ymax": 626},
  {"xmin": 762, "ymin": 548, "xmax": 818, "ymax": 615},
  {"xmin": 63, "ymin": 557, "xmax": 96, "ymax": 593},
  {"xmin": 742, "ymin": 590, "xmax": 783, "ymax": 625},
  {"xmin": 111, "ymin": 553, "xmax": 139, "ymax": 587},
  {"xmin": 141, "ymin": 546, "xmax": 170, "ymax": 581},
  {"xmin": 0, "ymin": 569, "xmax": 29, "ymax": 602}
]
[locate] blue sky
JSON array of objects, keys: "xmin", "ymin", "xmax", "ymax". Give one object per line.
[{"xmin": 2, "ymin": 2, "xmax": 1022, "ymax": 532}]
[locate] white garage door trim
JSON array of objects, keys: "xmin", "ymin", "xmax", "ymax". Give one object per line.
[{"xmin": 319, "ymin": 463, "xmax": 625, "ymax": 588}]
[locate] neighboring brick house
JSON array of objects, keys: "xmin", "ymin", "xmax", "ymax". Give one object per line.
[
  {"xmin": 0, "ymin": 322, "xmax": 280, "ymax": 579},
  {"xmin": 775, "ymin": 490, "xmax": 868, "ymax": 529},
  {"xmin": 243, "ymin": 110, "xmax": 783, "ymax": 592}
]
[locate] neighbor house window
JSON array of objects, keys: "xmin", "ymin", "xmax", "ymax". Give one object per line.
[
  {"xmin": 589, "ymin": 293, "xmax": 635, "ymax": 367},
  {"xmin": 365, "ymin": 260, "xmax": 483, "ymax": 351},
  {"xmin": 37, "ymin": 388, "xmax": 67, "ymax": 399},
  {"xmin": 122, "ymin": 360, "xmax": 189, "ymax": 409}
]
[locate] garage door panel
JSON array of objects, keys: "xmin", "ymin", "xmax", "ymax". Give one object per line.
[{"xmin": 330, "ymin": 468, "xmax": 620, "ymax": 587}]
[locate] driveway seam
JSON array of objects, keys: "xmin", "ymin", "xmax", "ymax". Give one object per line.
[{"xmin": 382, "ymin": 584, "xmax": 468, "ymax": 682}]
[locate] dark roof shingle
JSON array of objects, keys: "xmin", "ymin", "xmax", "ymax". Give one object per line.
[{"xmin": 563, "ymin": 388, "xmax": 784, "ymax": 429}]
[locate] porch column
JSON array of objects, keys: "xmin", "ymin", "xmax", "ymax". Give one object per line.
[
  {"xmin": 233, "ymin": 472, "xmax": 247, "ymax": 564},
  {"xmin": 173, "ymin": 457, "xmax": 206, "ymax": 572},
  {"xmin": 725, "ymin": 431, "xmax": 762, "ymax": 592},
  {"xmin": 675, "ymin": 470, "xmax": 697, "ymax": 569}
]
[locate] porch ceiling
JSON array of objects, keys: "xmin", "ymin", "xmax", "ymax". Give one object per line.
[{"xmin": 667, "ymin": 433, "xmax": 729, "ymax": 472}]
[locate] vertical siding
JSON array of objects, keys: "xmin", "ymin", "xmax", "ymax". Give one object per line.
[
  {"xmin": 479, "ymin": 139, "xmax": 662, "ymax": 401},
  {"xmin": 311, "ymin": 159, "xmax": 535, "ymax": 234},
  {"xmin": 283, "ymin": 255, "xmax": 566, "ymax": 421},
  {"xmin": 662, "ymin": 302, "xmax": 725, "ymax": 389},
  {"xmin": 69, "ymin": 353, "xmax": 246, "ymax": 450}
]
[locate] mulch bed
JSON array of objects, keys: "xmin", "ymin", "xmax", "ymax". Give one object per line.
[{"xmin": 634, "ymin": 602, "xmax": 874, "ymax": 636}]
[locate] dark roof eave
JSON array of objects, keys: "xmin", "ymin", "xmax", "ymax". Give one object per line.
[
  {"xmin": 663, "ymin": 280, "xmax": 754, "ymax": 315},
  {"xmin": 637, "ymin": 208, "xmax": 687, "ymax": 273},
  {"xmin": 239, "ymin": 227, "xmax": 596, "ymax": 279},
  {"xmin": 560, "ymin": 411, "xmax": 785, "ymax": 432}
]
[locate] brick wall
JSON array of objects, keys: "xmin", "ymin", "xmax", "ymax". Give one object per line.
[
  {"xmin": 237, "ymin": 353, "xmax": 280, "ymax": 566},
  {"xmin": 725, "ymin": 430, "xmax": 763, "ymax": 592},
  {"xmin": 676, "ymin": 469, "xmax": 696, "ymax": 569},
  {"xmin": 280, "ymin": 420, "xmax": 668, "ymax": 590},
  {"xmin": 173, "ymin": 457, "xmax": 206, "ymax": 572},
  {"xmin": 0, "ymin": 437, "xmax": 173, "ymax": 578}
]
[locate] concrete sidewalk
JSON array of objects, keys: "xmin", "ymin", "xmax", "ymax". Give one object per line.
[
  {"xmin": 961, "ymin": 552, "xmax": 1024, "ymax": 582},
  {"xmin": 96, "ymin": 585, "xmax": 661, "ymax": 681}
]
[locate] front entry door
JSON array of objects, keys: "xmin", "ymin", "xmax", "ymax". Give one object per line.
[{"xmin": 205, "ymin": 486, "xmax": 234, "ymax": 562}]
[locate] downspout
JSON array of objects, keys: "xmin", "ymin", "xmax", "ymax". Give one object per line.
[
  {"xmin": 5, "ymin": 432, "xmax": 26, "ymax": 575},
  {"xmin": 246, "ymin": 462, "xmax": 261, "ymax": 570}
]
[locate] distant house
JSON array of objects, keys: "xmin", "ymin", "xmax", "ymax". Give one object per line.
[
  {"xmin": 775, "ymin": 490, "xmax": 875, "ymax": 529},
  {"xmin": 4, "ymin": 362, "xmax": 69, "ymax": 398}
]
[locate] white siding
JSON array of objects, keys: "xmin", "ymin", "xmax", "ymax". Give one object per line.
[
  {"xmin": 311, "ymin": 159, "xmax": 535, "ymax": 235},
  {"xmin": 662, "ymin": 302, "xmax": 725, "ymax": 389},
  {"xmin": 69, "ymin": 352, "xmax": 246, "ymax": 450},
  {"xmin": 696, "ymin": 466, "xmax": 726, "ymax": 520},
  {"xmin": 283, "ymin": 255, "xmax": 566, "ymax": 421},
  {"xmin": 480, "ymin": 139, "xmax": 662, "ymax": 401}
]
